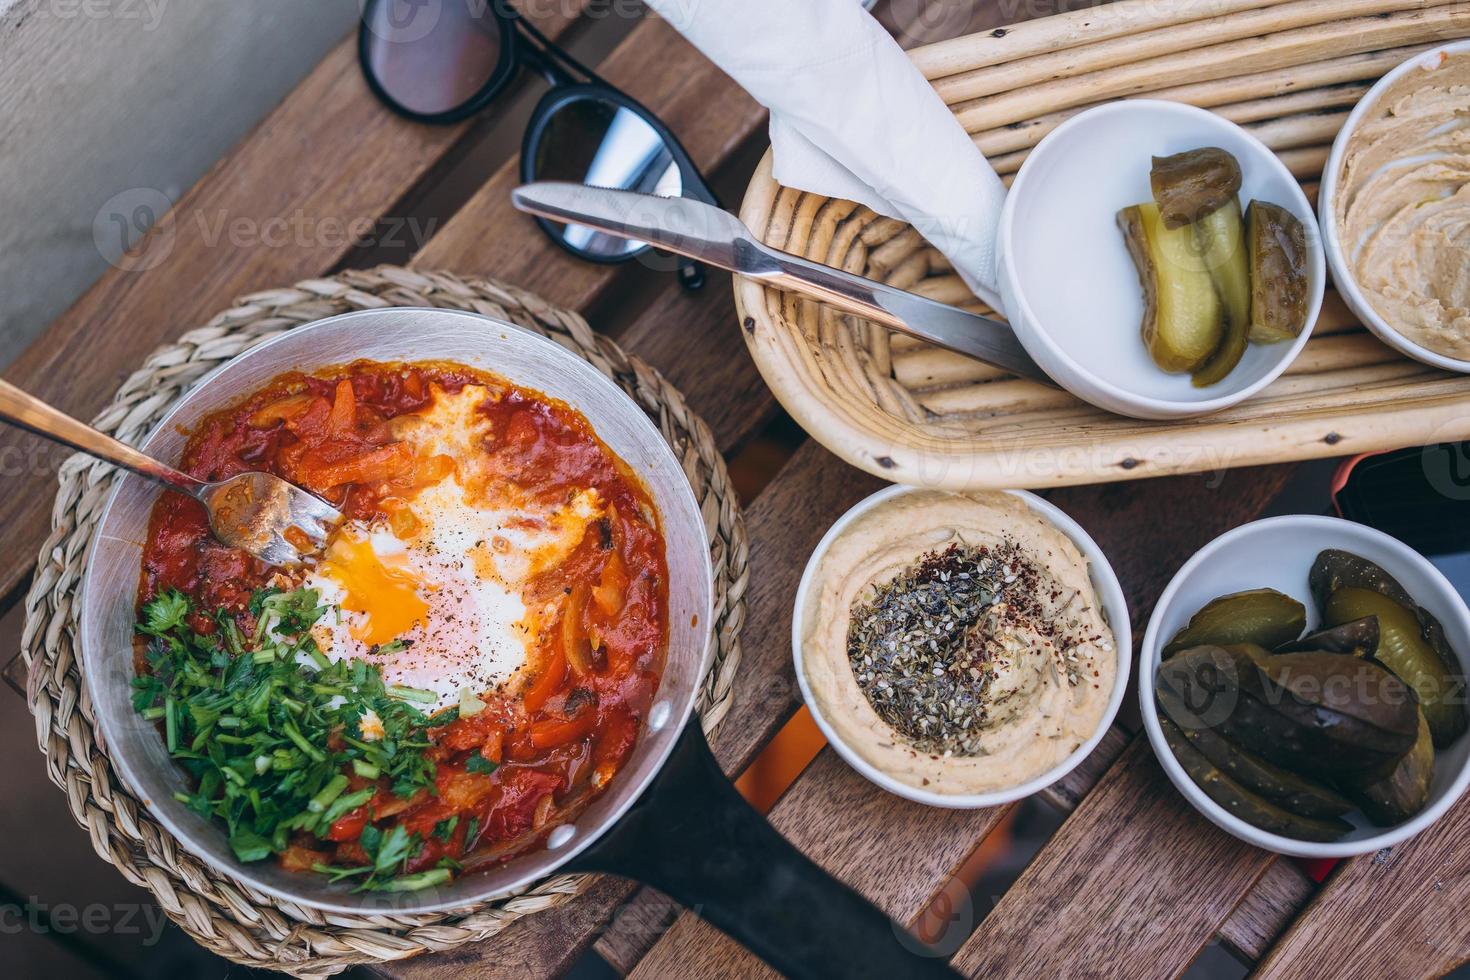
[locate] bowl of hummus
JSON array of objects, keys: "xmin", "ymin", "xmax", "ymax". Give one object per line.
[
  {"xmin": 1322, "ymin": 42, "xmax": 1470, "ymax": 372},
  {"xmin": 793, "ymin": 486, "xmax": 1128, "ymax": 808}
]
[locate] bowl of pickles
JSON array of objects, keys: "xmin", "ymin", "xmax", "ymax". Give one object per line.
[
  {"xmin": 998, "ymin": 100, "xmax": 1324, "ymax": 420},
  {"xmin": 1140, "ymin": 515, "xmax": 1470, "ymax": 857}
]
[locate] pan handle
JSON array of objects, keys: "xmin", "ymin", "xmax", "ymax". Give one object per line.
[{"xmin": 566, "ymin": 722, "xmax": 961, "ymax": 979}]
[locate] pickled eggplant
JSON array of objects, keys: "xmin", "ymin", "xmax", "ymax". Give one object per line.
[
  {"xmin": 1118, "ymin": 202, "xmax": 1222, "ymax": 373},
  {"xmin": 1246, "ymin": 200, "xmax": 1309, "ymax": 343},
  {"xmin": 1150, "ymin": 147, "xmax": 1243, "ymax": 228},
  {"xmin": 1158, "ymin": 716, "xmax": 1352, "ymax": 841},
  {"xmin": 1276, "ymin": 616, "xmax": 1379, "ymax": 657},
  {"xmin": 1325, "ymin": 587, "xmax": 1468, "ymax": 746},
  {"xmin": 1162, "ymin": 588, "xmax": 1306, "ymax": 657},
  {"xmin": 1159, "ymin": 645, "xmax": 1414, "ymax": 774},
  {"xmin": 1159, "ymin": 697, "xmax": 1353, "ymax": 817},
  {"xmin": 1345, "ymin": 708, "xmax": 1433, "ymax": 826},
  {"xmin": 1189, "ymin": 200, "xmax": 1252, "ymax": 388}
]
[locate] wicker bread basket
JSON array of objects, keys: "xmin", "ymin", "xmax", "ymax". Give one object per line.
[{"xmin": 736, "ymin": 0, "xmax": 1470, "ymax": 489}]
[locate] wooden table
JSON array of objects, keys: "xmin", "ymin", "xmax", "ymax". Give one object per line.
[{"xmin": 5, "ymin": 2, "xmax": 1469, "ymax": 978}]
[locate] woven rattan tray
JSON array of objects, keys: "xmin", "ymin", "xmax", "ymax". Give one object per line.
[
  {"xmin": 21, "ymin": 267, "xmax": 748, "ymax": 976},
  {"xmin": 737, "ymin": 0, "xmax": 1470, "ymax": 489}
]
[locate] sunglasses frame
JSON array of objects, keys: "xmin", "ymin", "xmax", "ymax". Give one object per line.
[
  {"xmin": 359, "ymin": 0, "xmax": 718, "ymax": 285},
  {"xmin": 357, "ymin": 0, "xmax": 523, "ymax": 126},
  {"xmin": 520, "ymin": 83, "xmax": 719, "ymax": 271}
]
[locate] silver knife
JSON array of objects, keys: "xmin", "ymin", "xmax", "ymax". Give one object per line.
[{"xmin": 510, "ymin": 182, "xmax": 1052, "ymax": 385}]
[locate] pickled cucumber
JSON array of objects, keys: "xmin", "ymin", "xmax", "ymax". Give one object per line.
[
  {"xmin": 1346, "ymin": 708, "xmax": 1433, "ymax": 826},
  {"xmin": 1246, "ymin": 200, "xmax": 1309, "ymax": 344},
  {"xmin": 1163, "ymin": 589, "xmax": 1306, "ymax": 657},
  {"xmin": 1159, "ymin": 645, "xmax": 1413, "ymax": 775},
  {"xmin": 1309, "ymin": 550, "xmax": 1458, "ymax": 672},
  {"xmin": 1158, "ymin": 716, "xmax": 1352, "ymax": 841},
  {"xmin": 1239, "ymin": 649, "xmax": 1420, "ymax": 754},
  {"xmin": 1160, "ymin": 697, "xmax": 1353, "ymax": 818},
  {"xmin": 1150, "ymin": 148, "xmax": 1243, "ymax": 228},
  {"xmin": 1277, "ymin": 616, "xmax": 1379, "ymax": 657},
  {"xmin": 1189, "ymin": 199, "xmax": 1252, "ymax": 388},
  {"xmin": 1325, "ymin": 587, "xmax": 1468, "ymax": 746},
  {"xmin": 1118, "ymin": 202, "xmax": 1222, "ymax": 373}
]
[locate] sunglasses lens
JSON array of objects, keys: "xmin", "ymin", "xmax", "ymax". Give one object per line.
[
  {"xmin": 531, "ymin": 96, "xmax": 683, "ymax": 257},
  {"xmin": 362, "ymin": 0, "xmax": 505, "ymax": 118}
]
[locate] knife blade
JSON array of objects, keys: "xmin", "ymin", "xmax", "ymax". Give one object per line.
[{"xmin": 511, "ymin": 182, "xmax": 1053, "ymax": 385}]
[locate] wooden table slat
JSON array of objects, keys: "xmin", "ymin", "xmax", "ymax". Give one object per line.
[
  {"xmin": 1218, "ymin": 859, "xmax": 1316, "ymax": 963},
  {"xmin": 1254, "ymin": 795, "xmax": 1470, "ymax": 978},
  {"xmin": 949, "ymin": 737, "xmax": 1275, "ymax": 978}
]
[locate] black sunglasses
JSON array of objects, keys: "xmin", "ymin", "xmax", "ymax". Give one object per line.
[{"xmin": 359, "ymin": 0, "xmax": 717, "ymax": 288}]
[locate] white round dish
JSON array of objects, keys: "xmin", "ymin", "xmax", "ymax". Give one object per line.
[
  {"xmin": 997, "ymin": 99, "xmax": 1325, "ymax": 420},
  {"xmin": 792, "ymin": 484, "xmax": 1131, "ymax": 809},
  {"xmin": 1139, "ymin": 514, "xmax": 1470, "ymax": 858},
  {"xmin": 1319, "ymin": 40, "xmax": 1470, "ymax": 375}
]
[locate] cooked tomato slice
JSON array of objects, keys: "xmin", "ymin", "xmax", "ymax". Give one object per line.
[
  {"xmin": 522, "ymin": 648, "xmax": 568, "ymax": 714},
  {"xmin": 483, "ymin": 769, "xmax": 560, "ymax": 841},
  {"xmin": 528, "ymin": 713, "xmax": 597, "ymax": 750},
  {"xmin": 326, "ymin": 806, "xmax": 371, "ymax": 843}
]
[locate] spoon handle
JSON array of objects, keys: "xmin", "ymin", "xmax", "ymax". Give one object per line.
[{"xmin": 0, "ymin": 379, "xmax": 202, "ymax": 494}]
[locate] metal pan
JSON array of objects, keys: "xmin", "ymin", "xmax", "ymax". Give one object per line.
[{"xmin": 80, "ymin": 308, "xmax": 958, "ymax": 979}]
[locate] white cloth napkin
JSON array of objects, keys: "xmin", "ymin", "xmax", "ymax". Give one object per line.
[{"xmin": 645, "ymin": 0, "xmax": 1006, "ymax": 308}]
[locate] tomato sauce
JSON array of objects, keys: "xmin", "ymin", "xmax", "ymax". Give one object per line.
[{"xmin": 137, "ymin": 361, "xmax": 669, "ymax": 871}]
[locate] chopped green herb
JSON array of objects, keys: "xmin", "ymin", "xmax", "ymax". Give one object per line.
[
  {"xmin": 466, "ymin": 752, "xmax": 498, "ymax": 775},
  {"xmin": 432, "ymin": 815, "xmax": 459, "ymax": 842},
  {"xmin": 387, "ymin": 684, "xmax": 436, "ymax": 704},
  {"xmin": 140, "ymin": 590, "xmax": 189, "ymax": 634},
  {"xmin": 365, "ymin": 823, "xmax": 420, "ymax": 878},
  {"xmin": 131, "ymin": 588, "xmax": 442, "ymax": 889},
  {"xmin": 351, "ymin": 759, "xmax": 380, "ymax": 779},
  {"xmin": 373, "ymin": 868, "xmax": 451, "ymax": 892}
]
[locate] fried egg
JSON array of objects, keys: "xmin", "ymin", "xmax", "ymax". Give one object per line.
[{"xmin": 294, "ymin": 384, "xmax": 602, "ymax": 710}]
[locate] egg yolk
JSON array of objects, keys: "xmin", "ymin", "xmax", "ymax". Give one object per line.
[{"xmin": 318, "ymin": 532, "xmax": 428, "ymax": 647}]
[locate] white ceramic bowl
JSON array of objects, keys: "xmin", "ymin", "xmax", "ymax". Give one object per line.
[
  {"xmin": 792, "ymin": 485, "xmax": 1131, "ymax": 808},
  {"xmin": 1319, "ymin": 41, "xmax": 1470, "ymax": 374},
  {"xmin": 1139, "ymin": 515, "xmax": 1470, "ymax": 858},
  {"xmin": 997, "ymin": 100, "xmax": 1325, "ymax": 420}
]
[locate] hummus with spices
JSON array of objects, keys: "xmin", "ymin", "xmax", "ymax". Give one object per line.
[
  {"xmin": 1335, "ymin": 50, "xmax": 1470, "ymax": 360},
  {"xmin": 798, "ymin": 490, "xmax": 1116, "ymax": 796}
]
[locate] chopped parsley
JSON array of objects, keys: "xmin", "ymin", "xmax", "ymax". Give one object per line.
[
  {"xmin": 131, "ymin": 587, "xmax": 448, "ymax": 891},
  {"xmin": 465, "ymin": 751, "xmax": 498, "ymax": 775},
  {"xmin": 431, "ymin": 815, "xmax": 459, "ymax": 842}
]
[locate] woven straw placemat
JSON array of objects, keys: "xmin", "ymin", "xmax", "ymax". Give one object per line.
[{"xmin": 19, "ymin": 266, "xmax": 749, "ymax": 977}]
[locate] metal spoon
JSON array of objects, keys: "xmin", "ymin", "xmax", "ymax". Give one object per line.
[{"xmin": 0, "ymin": 379, "xmax": 341, "ymax": 565}]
